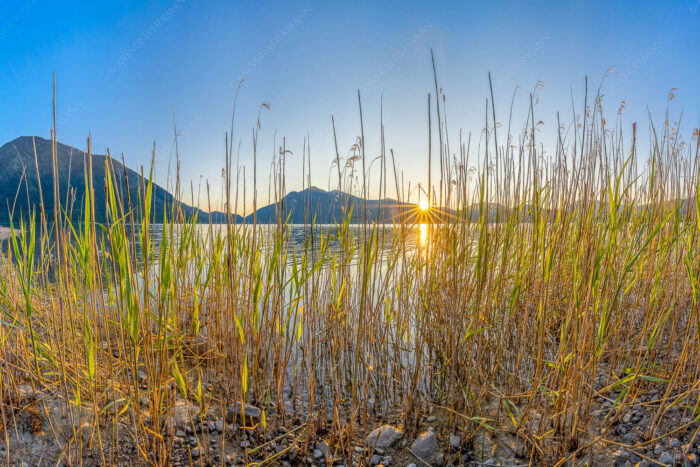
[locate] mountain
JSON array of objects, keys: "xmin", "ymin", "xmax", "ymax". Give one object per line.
[
  {"xmin": 246, "ymin": 186, "xmax": 426, "ymax": 224},
  {"xmin": 0, "ymin": 136, "xmax": 240, "ymax": 225}
]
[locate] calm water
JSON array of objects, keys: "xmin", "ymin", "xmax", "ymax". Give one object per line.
[{"xmin": 143, "ymin": 223, "xmax": 430, "ymax": 267}]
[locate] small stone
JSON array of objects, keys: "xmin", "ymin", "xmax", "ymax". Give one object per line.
[
  {"xmin": 215, "ymin": 419, "xmax": 224, "ymax": 433},
  {"xmin": 240, "ymin": 439, "xmax": 250, "ymax": 448},
  {"xmin": 370, "ymin": 454, "xmax": 381, "ymax": 465},
  {"xmin": 484, "ymin": 460, "xmax": 497, "ymax": 466},
  {"xmin": 449, "ymin": 434, "xmax": 461, "ymax": 451},
  {"xmin": 288, "ymin": 445, "xmax": 298, "ymax": 461},
  {"xmin": 381, "ymin": 456, "xmax": 393, "ymax": 465},
  {"xmin": 175, "ymin": 429, "xmax": 185, "ymax": 438},
  {"xmin": 669, "ymin": 438, "xmax": 681, "ymax": 448},
  {"xmin": 227, "ymin": 401, "xmax": 262, "ymax": 424},
  {"xmin": 659, "ymin": 452, "xmax": 674, "ymax": 465},
  {"xmin": 411, "ymin": 431, "xmax": 441, "ymax": 465},
  {"xmin": 224, "ymin": 454, "xmax": 233, "ymax": 465},
  {"xmin": 426, "ymin": 415, "xmax": 437, "ymax": 423},
  {"xmin": 365, "ymin": 425, "xmax": 404, "ymax": 450},
  {"xmin": 191, "ymin": 447, "xmax": 200, "ymax": 458}
]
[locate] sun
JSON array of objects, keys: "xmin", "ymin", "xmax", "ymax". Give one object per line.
[{"xmin": 419, "ymin": 199, "xmax": 430, "ymax": 211}]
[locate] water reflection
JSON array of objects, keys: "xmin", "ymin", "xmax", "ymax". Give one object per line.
[{"xmin": 419, "ymin": 223, "xmax": 428, "ymax": 247}]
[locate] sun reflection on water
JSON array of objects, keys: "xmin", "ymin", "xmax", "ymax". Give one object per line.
[{"xmin": 419, "ymin": 223, "xmax": 428, "ymax": 247}]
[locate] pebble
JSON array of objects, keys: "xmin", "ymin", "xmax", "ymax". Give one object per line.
[
  {"xmin": 191, "ymin": 447, "xmax": 200, "ymax": 459},
  {"xmin": 449, "ymin": 434, "xmax": 461, "ymax": 451},
  {"xmin": 411, "ymin": 431, "xmax": 441, "ymax": 465},
  {"xmin": 659, "ymin": 452, "xmax": 674, "ymax": 465},
  {"xmin": 227, "ymin": 402, "xmax": 262, "ymax": 423},
  {"xmin": 364, "ymin": 425, "xmax": 404, "ymax": 450}
]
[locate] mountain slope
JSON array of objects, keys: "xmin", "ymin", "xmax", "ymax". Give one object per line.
[
  {"xmin": 246, "ymin": 186, "xmax": 422, "ymax": 224},
  {"xmin": 0, "ymin": 136, "xmax": 239, "ymax": 224}
]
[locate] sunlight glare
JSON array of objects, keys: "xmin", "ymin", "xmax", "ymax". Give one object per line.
[
  {"xmin": 419, "ymin": 199, "xmax": 430, "ymax": 211},
  {"xmin": 419, "ymin": 223, "xmax": 428, "ymax": 247}
]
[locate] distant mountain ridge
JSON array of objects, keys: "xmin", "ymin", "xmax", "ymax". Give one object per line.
[{"xmin": 247, "ymin": 186, "xmax": 421, "ymax": 224}]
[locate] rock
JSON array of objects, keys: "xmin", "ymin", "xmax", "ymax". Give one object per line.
[
  {"xmin": 227, "ymin": 401, "xmax": 262, "ymax": 424},
  {"xmin": 449, "ymin": 434, "xmax": 461, "ymax": 451},
  {"xmin": 669, "ymin": 438, "xmax": 681, "ymax": 448},
  {"xmin": 316, "ymin": 441, "xmax": 329, "ymax": 459},
  {"xmin": 484, "ymin": 460, "xmax": 496, "ymax": 466},
  {"xmin": 407, "ymin": 464, "xmax": 417, "ymax": 467},
  {"xmin": 426, "ymin": 415, "xmax": 437, "ymax": 423},
  {"xmin": 314, "ymin": 449, "xmax": 324, "ymax": 459},
  {"xmin": 365, "ymin": 425, "xmax": 404, "ymax": 450},
  {"xmin": 215, "ymin": 419, "xmax": 224, "ymax": 433},
  {"xmin": 287, "ymin": 445, "xmax": 298, "ymax": 461},
  {"xmin": 166, "ymin": 400, "xmax": 198, "ymax": 429},
  {"xmin": 175, "ymin": 429, "xmax": 185, "ymax": 438},
  {"xmin": 240, "ymin": 439, "xmax": 250, "ymax": 448},
  {"xmin": 411, "ymin": 431, "xmax": 441, "ymax": 465},
  {"xmin": 659, "ymin": 452, "xmax": 674, "ymax": 465},
  {"xmin": 371, "ymin": 454, "xmax": 381, "ymax": 465},
  {"xmin": 191, "ymin": 447, "xmax": 200, "ymax": 458},
  {"xmin": 381, "ymin": 455, "xmax": 393, "ymax": 465}
]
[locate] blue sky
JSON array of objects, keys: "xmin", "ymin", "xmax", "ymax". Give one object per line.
[{"xmin": 1, "ymin": 0, "xmax": 698, "ymax": 212}]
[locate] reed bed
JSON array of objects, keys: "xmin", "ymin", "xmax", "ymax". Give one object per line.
[{"xmin": 1, "ymin": 67, "xmax": 699, "ymax": 466}]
